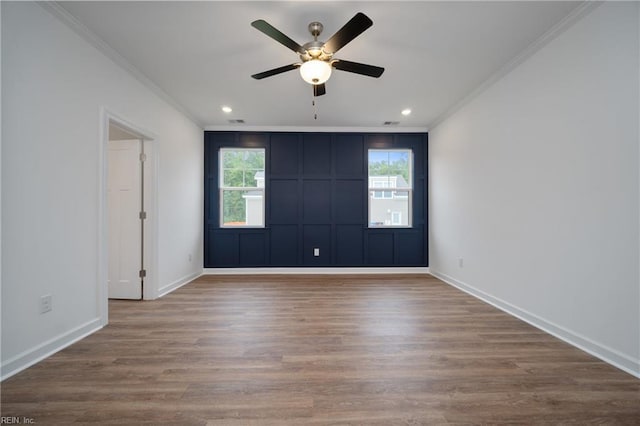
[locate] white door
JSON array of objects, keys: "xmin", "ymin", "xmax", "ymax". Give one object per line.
[{"xmin": 108, "ymin": 139, "xmax": 142, "ymax": 299}]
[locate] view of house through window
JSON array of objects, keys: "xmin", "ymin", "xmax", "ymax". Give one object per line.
[
  {"xmin": 219, "ymin": 148, "xmax": 265, "ymax": 227},
  {"xmin": 368, "ymin": 149, "xmax": 412, "ymax": 227}
]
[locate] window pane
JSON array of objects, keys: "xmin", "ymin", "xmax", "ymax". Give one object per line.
[
  {"xmin": 244, "ymin": 169, "xmax": 261, "ymax": 187},
  {"xmin": 222, "ymin": 169, "xmax": 244, "ymax": 187},
  {"xmin": 222, "ymin": 150, "xmax": 243, "ymax": 168},
  {"xmin": 369, "ymin": 195, "xmax": 410, "ymax": 227},
  {"xmin": 244, "ymin": 150, "xmax": 265, "ymax": 169},
  {"xmin": 368, "ymin": 151, "xmax": 390, "ymax": 178},
  {"xmin": 221, "ymin": 190, "xmax": 264, "ymax": 227},
  {"xmin": 220, "ymin": 148, "xmax": 265, "ymax": 188},
  {"xmin": 368, "ymin": 150, "xmax": 411, "ymax": 185},
  {"xmin": 388, "ymin": 151, "xmax": 410, "ymax": 184},
  {"xmin": 221, "ymin": 190, "xmax": 246, "ymax": 225}
]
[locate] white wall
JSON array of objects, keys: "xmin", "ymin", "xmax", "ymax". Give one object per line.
[
  {"xmin": 1, "ymin": 2, "xmax": 203, "ymax": 378},
  {"xmin": 430, "ymin": 2, "xmax": 640, "ymax": 377},
  {"xmin": 0, "ymin": 1, "xmax": 3, "ymax": 376}
]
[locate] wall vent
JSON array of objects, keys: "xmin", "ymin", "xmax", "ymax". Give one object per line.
[
  {"xmin": 228, "ymin": 119, "xmax": 245, "ymax": 124},
  {"xmin": 383, "ymin": 121, "xmax": 400, "ymax": 126}
]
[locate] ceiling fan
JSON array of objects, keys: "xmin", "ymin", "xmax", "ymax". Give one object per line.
[{"xmin": 251, "ymin": 12, "xmax": 384, "ymax": 97}]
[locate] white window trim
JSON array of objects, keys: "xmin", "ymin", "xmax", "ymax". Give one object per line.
[
  {"xmin": 368, "ymin": 149, "xmax": 413, "ymax": 228},
  {"xmin": 219, "ymin": 148, "xmax": 266, "ymax": 228}
]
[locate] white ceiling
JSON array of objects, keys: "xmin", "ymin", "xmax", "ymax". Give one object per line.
[{"xmin": 57, "ymin": 1, "xmax": 583, "ymax": 129}]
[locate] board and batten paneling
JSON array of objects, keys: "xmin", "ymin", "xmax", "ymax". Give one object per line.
[{"xmin": 204, "ymin": 131, "xmax": 428, "ymax": 268}]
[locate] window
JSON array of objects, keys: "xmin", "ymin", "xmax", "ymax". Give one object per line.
[
  {"xmin": 219, "ymin": 148, "xmax": 265, "ymax": 227},
  {"xmin": 368, "ymin": 149, "xmax": 412, "ymax": 227},
  {"xmin": 371, "ymin": 180, "xmax": 393, "ymax": 199},
  {"xmin": 391, "ymin": 211, "xmax": 402, "ymax": 225}
]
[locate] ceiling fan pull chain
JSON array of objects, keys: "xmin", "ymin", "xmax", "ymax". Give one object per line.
[{"xmin": 312, "ymin": 98, "xmax": 318, "ymax": 120}]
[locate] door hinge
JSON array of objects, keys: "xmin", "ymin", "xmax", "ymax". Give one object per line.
[
  {"xmin": 139, "ymin": 269, "xmax": 146, "ymax": 278},
  {"xmin": 139, "ymin": 153, "xmax": 147, "ymax": 162},
  {"xmin": 139, "ymin": 211, "xmax": 147, "ymax": 220}
]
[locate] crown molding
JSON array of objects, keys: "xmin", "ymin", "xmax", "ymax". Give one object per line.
[
  {"xmin": 428, "ymin": 1, "xmax": 602, "ymax": 130},
  {"xmin": 204, "ymin": 125, "xmax": 429, "ymax": 133},
  {"xmin": 38, "ymin": 1, "xmax": 204, "ymax": 129}
]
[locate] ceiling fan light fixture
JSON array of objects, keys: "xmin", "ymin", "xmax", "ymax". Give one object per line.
[{"xmin": 300, "ymin": 59, "xmax": 332, "ymax": 85}]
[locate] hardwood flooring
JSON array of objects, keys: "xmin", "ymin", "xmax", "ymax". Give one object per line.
[{"xmin": 2, "ymin": 274, "xmax": 639, "ymax": 424}]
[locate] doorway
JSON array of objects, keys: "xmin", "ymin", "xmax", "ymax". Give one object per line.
[
  {"xmin": 107, "ymin": 132, "xmax": 144, "ymax": 299},
  {"xmin": 100, "ymin": 111, "xmax": 155, "ymax": 312}
]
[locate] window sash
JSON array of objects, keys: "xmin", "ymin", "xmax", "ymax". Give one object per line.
[
  {"xmin": 368, "ymin": 190, "xmax": 413, "ymax": 227},
  {"xmin": 219, "ymin": 148, "xmax": 265, "ymax": 189}
]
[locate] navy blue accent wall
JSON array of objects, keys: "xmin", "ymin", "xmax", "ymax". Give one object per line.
[{"xmin": 204, "ymin": 131, "xmax": 428, "ymax": 268}]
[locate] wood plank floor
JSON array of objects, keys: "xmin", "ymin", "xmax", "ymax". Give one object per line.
[{"xmin": 2, "ymin": 274, "xmax": 639, "ymax": 425}]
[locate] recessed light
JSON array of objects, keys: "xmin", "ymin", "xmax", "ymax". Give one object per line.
[
  {"xmin": 401, "ymin": 108, "xmax": 412, "ymax": 116},
  {"xmin": 221, "ymin": 106, "xmax": 232, "ymax": 113}
]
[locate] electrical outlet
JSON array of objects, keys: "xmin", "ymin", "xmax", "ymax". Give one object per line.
[
  {"xmin": 458, "ymin": 258, "xmax": 464, "ymax": 268},
  {"xmin": 313, "ymin": 248, "xmax": 320, "ymax": 257},
  {"xmin": 40, "ymin": 295, "xmax": 52, "ymax": 314}
]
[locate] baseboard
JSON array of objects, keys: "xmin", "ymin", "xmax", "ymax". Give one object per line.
[
  {"xmin": 202, "ymin": 267, "xmax": 430, "ymax": 275},
  {"xmin": 430, "ymin": 269, "xmax": 640, "ymax": 379},
  {"xmin": 1, "ymin": 318, "xmax": 103, "ymax": 381},
  {"xmin": 157, "ymin": 270, "xmax": 202, "ymax": 298}
]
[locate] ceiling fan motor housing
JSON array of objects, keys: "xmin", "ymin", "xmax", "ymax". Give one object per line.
[
  {"xmin": 300, "ymin": 40, "xmax": 332, "ymax": 62},
  {"xmin": 300, "ymin": 22, "xmax": 334, "ymax": 62}
]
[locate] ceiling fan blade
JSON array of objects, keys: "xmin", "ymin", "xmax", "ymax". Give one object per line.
[
  {"xmin": 322, "ymin": 12, "xmax": 373, "ymax": 54},
  {"xmin": 251, "ymin": 63, "xmax": 299, "ymax": 80},
  {"xmin": 313, "ymin": 83, "xmax": 326, "ymax": 97},
  {"xmin": 333, "ymin": 59, "xmax": 384, "ymax": 78},
  {"xmin": 251, "ymin": 20, "xmax": 307, "ymax": 55}
]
